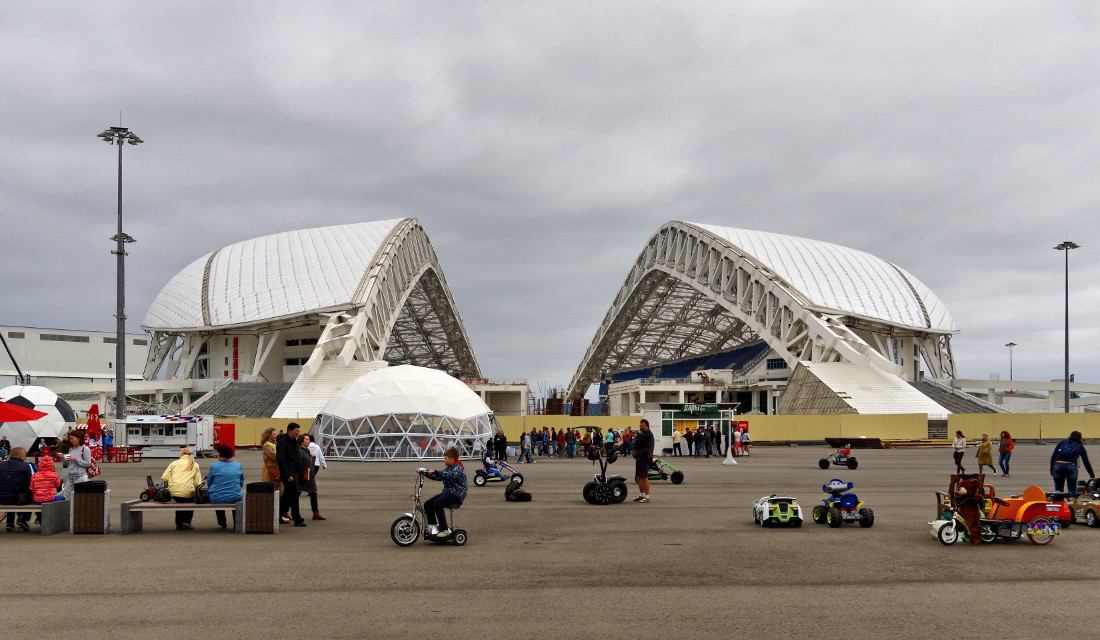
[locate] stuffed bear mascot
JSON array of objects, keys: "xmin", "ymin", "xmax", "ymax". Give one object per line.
[{"xmin": 954, "ymin": 475, "xmax": 985, "ymax": 545}]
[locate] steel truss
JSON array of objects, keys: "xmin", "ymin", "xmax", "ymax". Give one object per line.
[
  {"xmin": 312, "ymin": 411, "xmax": 493, "ymax": 461},
  {"xmin": 566, "ymin": 221, "xmax": 956, "ymax": 399},
  {"xmin": 143, "ymin": 219, "xmax": 481, "ymax": 380}
]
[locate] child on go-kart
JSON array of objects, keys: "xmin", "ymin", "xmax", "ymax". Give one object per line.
[
  {"xmin": 482, "ymin": 448, "xmax": 507, "ymax": 481},
  {"xmin": 424, "ymin": 447, "xmax": 467, "ymax": 538}
]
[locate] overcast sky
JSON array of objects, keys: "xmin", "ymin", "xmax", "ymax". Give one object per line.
[{"xmin": 2, "ymin": 2, "xmax": 1098, "ymax": 395}]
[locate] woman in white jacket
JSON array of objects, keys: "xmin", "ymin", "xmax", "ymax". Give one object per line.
[{"xmin": 952, "ymin": 431, "xmax": 967, "ymax": 475}]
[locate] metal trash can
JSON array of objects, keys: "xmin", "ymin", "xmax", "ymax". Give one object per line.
[
  {"xmin": 72, "ymin": 481, "xmax": 110, "ymax": 534},
  {"xmin": 245, "ymin": 482, "xmax": 279, "ymax": 534}
]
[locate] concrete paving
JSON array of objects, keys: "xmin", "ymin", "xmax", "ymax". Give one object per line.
[{"xmin": 2, "ymin": 444, "xmax": 1097, "ymax": 638}]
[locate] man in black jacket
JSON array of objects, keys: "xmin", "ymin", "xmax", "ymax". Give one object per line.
[
  {"xmin": 276, "ymin": 423, "xmax": 306, "ymax": 527},
  {"xmin": 0, "ymin": 446, "xmax": 33, "ymax": 530},
  {"xmin": 632, "ymin": 419, "xmax": 655, "ymax": 503}
]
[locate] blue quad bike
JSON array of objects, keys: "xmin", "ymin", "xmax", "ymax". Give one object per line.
[
  {"xmin": 582, "ymin": 446, "xmax": 628, "ymax": 505},
  {"xmin": 473, "ymin": 454, "xmax": 524, "ymax": 488},
  {"xmin": 811, "ymin": 479, "xmax": 874, "ymax": 528}
]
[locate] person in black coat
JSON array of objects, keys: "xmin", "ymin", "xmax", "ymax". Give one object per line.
[
  {"xmin": 276, "ymin": 423, "xmax": 307, "ymax": 526},
  {"xmin": 493, "ymin": 430, "xmax": 508, "ymax": 462},
  {"xmin": 0, "ymin": 447, "xmax": 33, "ymax": 530}
]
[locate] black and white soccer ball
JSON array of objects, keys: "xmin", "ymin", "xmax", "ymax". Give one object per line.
[{"xmin": 0, "ymin": 385, "xmax": 76, "ymax": 451}]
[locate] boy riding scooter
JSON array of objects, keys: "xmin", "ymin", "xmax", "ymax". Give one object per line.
[{"xmin": 423, "ymin": 447, "xmax": 467, "ymax": 539}]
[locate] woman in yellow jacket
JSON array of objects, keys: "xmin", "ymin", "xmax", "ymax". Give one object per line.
[
  {"xmin": 161, "ymin": 448, "xmax": 203, "ymax": 530},
  {"xmin": 260, "ymin": 427, "xmax": 280, "ymax": 485}
]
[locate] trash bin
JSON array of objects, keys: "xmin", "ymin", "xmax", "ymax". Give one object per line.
[
  {"xmin": 72, "ymin": 481, "xmax": 110, "ymax": 534},
  {"xmin": 245, "ymin": 482, "xmax": 279, "ymax": 534}
]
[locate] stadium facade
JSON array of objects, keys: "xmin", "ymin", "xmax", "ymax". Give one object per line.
[{"xmin": 569, "ymin": 221, "xmax": 962, "ymax": 416}]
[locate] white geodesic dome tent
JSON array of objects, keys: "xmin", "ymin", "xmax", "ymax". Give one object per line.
[{"xmin": 312, "ymin": 365, "xmax": 494, "ymax": 461}]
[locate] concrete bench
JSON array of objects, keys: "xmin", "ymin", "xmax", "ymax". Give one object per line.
[
  {"xmin": 120, "ymin": 500, "xmax": 245, "ymax": 534},
  {"xmin": 0, "ymin": 501, "xmax": 70, "ymax": 535}
]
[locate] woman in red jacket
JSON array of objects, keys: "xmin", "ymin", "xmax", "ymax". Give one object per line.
[{"xmin": 998, "ymin": 431, "xmax": 1015, "ymax": 478}]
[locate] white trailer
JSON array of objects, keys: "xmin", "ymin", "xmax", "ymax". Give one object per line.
[{"xmin": 118, "ymin": 415, "xmax": 215, "ymax": 458}]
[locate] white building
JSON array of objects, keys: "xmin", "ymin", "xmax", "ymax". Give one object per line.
[{"xmin": 1, "ymin": 325, "xmax": 148, "ymax": 388}]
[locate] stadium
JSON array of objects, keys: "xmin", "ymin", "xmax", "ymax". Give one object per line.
[
  {"xmin": 13, "ymin": 217, "xmax": 1100, "ymax": 451},
  {"xmin": 567, "ymin": 221, "xmax": 967, "ymax": 419}
]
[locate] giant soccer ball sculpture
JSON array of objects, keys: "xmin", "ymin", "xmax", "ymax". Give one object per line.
[{"xmin": 0, "ymin": 385, "xmax": 76, "ymax": 452}]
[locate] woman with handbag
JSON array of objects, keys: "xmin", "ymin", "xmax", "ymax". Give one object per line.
[
  {"xmin": 60, "ymin": 430, "xmax": 92, "ymax": 500},
  {"xmin": 161, "ymin": 448, "xmax": 202, "ymax": 530}
]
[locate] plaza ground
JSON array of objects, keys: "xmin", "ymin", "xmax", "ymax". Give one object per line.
[{"xmin": 2, "ymin": 444, "xmax": 1096, "ymax": 639}]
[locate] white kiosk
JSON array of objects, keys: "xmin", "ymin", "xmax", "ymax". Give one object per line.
[{"xmin": 119, "ymin": 415, "xmax": 214, "ymax": 458}]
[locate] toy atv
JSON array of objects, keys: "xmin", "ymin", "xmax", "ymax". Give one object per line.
[
  {"xmin": 753, "ymin": 495, "xmax": 803, "ymax": 527},
  {"xmin": 139, "ymin": 475, "xmax": 168, "ymax": 502},
  {"xmin": 648, "ymin": 457, "xmax": 684, "ymax": 484},
  {"xmin": 581, "ymin": 446, "xmax": 628, "ymax": 505},
  {"xmin": 811, "ymin": 479, "xmax": 873, "ymax": 528},
  {"xmin": 819, "ymin": 446, "xmax": 858, "ymax": 470}
]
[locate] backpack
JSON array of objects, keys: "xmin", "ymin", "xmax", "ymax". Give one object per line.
[{"xmin": 505, "ymin": 478, "xmax": 532, "ymax": 501}]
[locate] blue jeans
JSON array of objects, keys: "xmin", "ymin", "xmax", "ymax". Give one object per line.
[
  {"xmin": 519, "ymin": 447, "xmax": 533, "ymax": 463},
  {"xmin": 705, "ymin": 442, "xmax": 713, "ymax": 457},
  {"xmin": 1052, "ymin": 462, "xmax": 1079, "ymax": 497},
  {"xmin": 998, "ymin": 452, "xmax": 1011, "ymax": 475}
]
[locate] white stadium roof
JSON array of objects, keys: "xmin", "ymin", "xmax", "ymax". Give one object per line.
[
  {"xmin": 689, "ymin": 223, "xmax": 957, "ymax": 332},
  {"xmin": 320, "ymin": 365, "xmax": 492, "ymax": 421},
  {"xmin": 143, "ymin": 219, "xmax": 404, "ymax": 331}
]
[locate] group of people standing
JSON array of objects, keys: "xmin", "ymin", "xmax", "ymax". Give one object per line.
[
  {"xmin": 259, "ymin": 423, "xmax": 327, "ymax": 527},
  {"xmin": 516, "ymin": 426, "xmax": 635, "ymax": 462}
]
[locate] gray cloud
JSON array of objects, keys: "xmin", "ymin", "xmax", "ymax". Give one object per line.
[{"xmin": 1, "ymin": 2, "xmax": 1097, "ymax": 394}]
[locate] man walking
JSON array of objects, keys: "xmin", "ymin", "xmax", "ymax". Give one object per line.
[
  {"xmin": 277, "ymin": 422, "xmax": 307, "ymax": 527},
  {"xmin": 632, "ymin": 419, "xmax": 654, "ymax": 503}
]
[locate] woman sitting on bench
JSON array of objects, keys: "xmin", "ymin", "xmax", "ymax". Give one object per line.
[
  {"xmin": 161, "ymin": 448, "xmax": 202, "ymax": 530},
  {"xmin": 206, "ymin": 445, "xmax": 244, "ymax": 530}
]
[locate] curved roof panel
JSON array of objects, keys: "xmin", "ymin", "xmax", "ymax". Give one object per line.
[
  {"xmin": 687, "ymin": 223, "xmax": 956, "ymax": 332},
  {"xmin": 143, "ymin": 219, "xmax": 405, "ymax": 331},
  {"xmin": 320, "ymin": 364, "xmax": 492, "ymax": 421}
]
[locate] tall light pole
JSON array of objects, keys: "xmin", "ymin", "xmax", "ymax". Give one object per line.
[
  {"xmin": 1054, "ymin": 241, "xmax": 1080, "ymax": 413},
  {"xmin": 97, "ymin": 126, "xmax": 143, "ymax": 424},
  {"xmin": 1005, "ymin": 342, "xmax": 1017, "ymax": 382}
]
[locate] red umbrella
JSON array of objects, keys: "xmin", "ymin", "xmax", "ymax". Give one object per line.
[{"xmin": 0, "ymin": 401, "xmax": 48, "ymax": 422}]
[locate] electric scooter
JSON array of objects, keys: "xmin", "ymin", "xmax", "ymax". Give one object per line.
[{"xmin": 390, "ymin": 469, "xmax": 468, "ymax": 547}]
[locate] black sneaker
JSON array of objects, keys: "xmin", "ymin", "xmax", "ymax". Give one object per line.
[
  {"xmin": 4, "ymin": 526, "xmax": 14, "ymax": 532},
  {"xmin": 17, "ymin": 521, "xmax": 31, "ymax": 531},
  {"xmin": 293, "ymin": 521, "xmax": 307, "ymax": 527}
]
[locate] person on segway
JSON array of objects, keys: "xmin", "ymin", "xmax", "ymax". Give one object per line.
[{"xmin": 423, "ymin": 447, "xmax": 467, "ymax": 538}]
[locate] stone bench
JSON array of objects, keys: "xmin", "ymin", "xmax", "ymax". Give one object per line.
[
  {"xmin": 0, "ymin": 501, "xmax": 70, "ymax": 535},
  {"xmin": 120, "ymin": 500, "xmax": 245, "ymax": 534}
]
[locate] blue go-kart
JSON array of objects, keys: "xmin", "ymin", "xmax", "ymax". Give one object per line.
[
  {"xmin": 811, "ymin": 479, "xmax": 874, "ymax": 528},
  {"xmin": 473, "ymin": 453, "xmax": 524, "ymax": 487}
]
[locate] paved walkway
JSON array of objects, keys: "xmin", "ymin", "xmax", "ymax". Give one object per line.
[{"xmin": 2, "ymin": 445, "xmax": 1095, "ymax": 638}]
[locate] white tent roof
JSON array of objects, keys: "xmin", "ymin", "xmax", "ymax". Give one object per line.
[
  {"xmin": 688, "ymin": 223, "xmax": 956, "ymax": 332},
  {"xmin": 319, "ymin": 365, "xmax": 491, "ymax": 421},
  {"xmin": 143, "ymin": 219, "xmax": 406, "ymax": 331}
]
